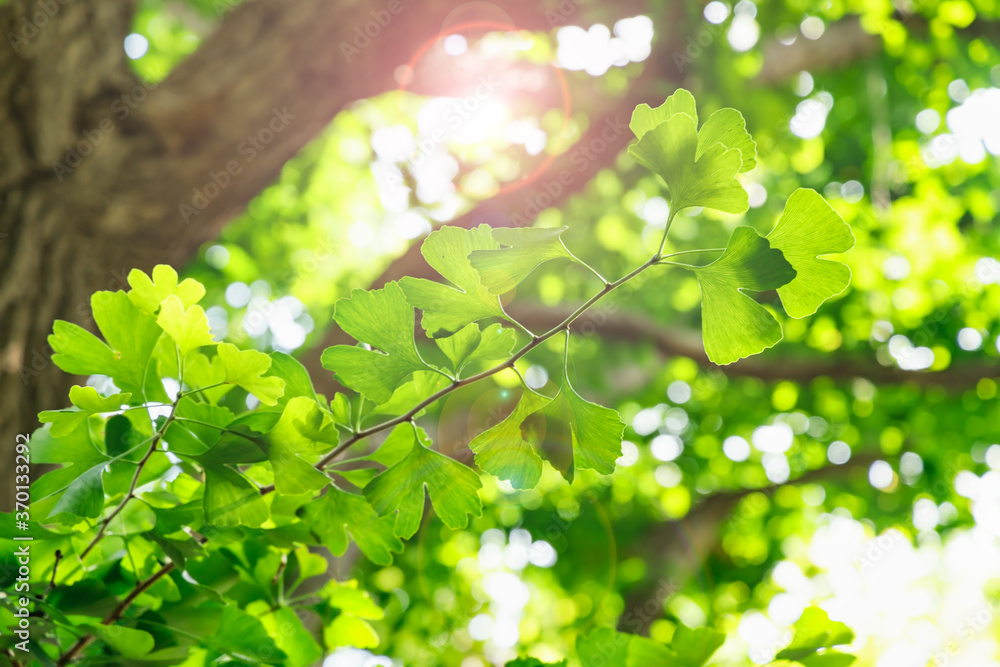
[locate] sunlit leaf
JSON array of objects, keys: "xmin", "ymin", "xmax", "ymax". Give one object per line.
[
  {"xmin": 578, "ymin": 627, "xmax": 630, "ymax": 667},
  {"xmin": 39, "ymin": 385, "xmax": 131, "ymax": 437},
  {"xmin": 216, "ymin": 342, "xmax": 285, "ymax": 406},
  {"xmin": 202, "ymin": 464, "xmax": 269, "ymax": 527},
  {"xmin": 302, "ymin": 486, "xmax": 403, "ymax": 565},
  {"xmin": 157, "ymin": 295, "xmax": 216, "ymax": 357},
  {"xmin": 630, "ymin": 88, "xmax": 697, "ymax": 140},
  {"xmin": 400, "ymin": 224, "xmax": 507, "ymax": 336},
  {"xmin": 766, "ymin": 188, "xmax": 855, "ymax": 318},
  {"xmin": 697, "ymin": 108, "xmax": 757, "ymax": 172},
  {"xmin": 776, "ymin": 608, "xmax": 855, "ymax": 661},
  {"xmin": 127, "ymin": 264, "xmax": 206, "ymax": 314},
  {"xmin": 690, "ymin": 227, "xmax": 796, "ymax": 364},
  {"xmin": 364, "ymin": 427, "xmax": 482, "ymax": 538},
  {"xmin": 469, "ymin": 387, "xmax": 550, "ymax": 489},
  {"xmin": 629, "ymin": 112, "xmax": 747, "ymax": 213},
  {"xmin": 321, "ymin": 282, "xmax": 435, "ymax": 403},
  {"xmin": 435, "ymin": 322, "xmax": 517, "ymax": 376},
  {"xmin": 469, "ymin": 226, "xmax": 578, "ymax": 295}
]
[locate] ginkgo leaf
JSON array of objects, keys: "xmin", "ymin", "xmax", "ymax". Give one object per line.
[
  {"xmin": 127, "ymin": 264, "xmax": 206, "ymax": 314},
  {"xmin": 400, "ymin": 224, "xmax": 508, "ymax": 336},
  {"xmin": 87, "ymin": 290, "xmax": 163, "ymax": 395},
  {"xmin": 216, "ymin": 342, "xmax": 285, "ymax": 406},
  {"xmin": 321, "ymin": 282, "xmax": 435, "ymax": 403},
  {"xmin": 630, "ymin": 88, "xmax": 698, "ymax": 140},
  {"xmin": 469, "ymin": 387, "xmax": 550, "ymax": 489},
  {"xmin": 78, "ymin": 621, "xmax": 155, "ymax": 659},
  {"xmin": 690, "ymin": 227, "xmax": 795, "ymax": 365},
  {"xmin": 776, "ymin": 608, "xmax": 854, "ymax": 661},
  {"xmin": 48, "ymin": 321, "xmax": 116, "ymax": 378},
  {"xmin": 202, "ymin": 464, "xmax": 269, "ymax": 527},
  {"xmin": 468, "ymin": 226, "xmax": 578, "ymax": 295},
  {"xmin": 325, "ymin": 614, "xmax": 380, "ymax": 650},
  {"xmin": 31, "ymin": 425, "xmax": 111, "ymax": 519},
  {"xmin": 264, "ymin": 396, "xmax": 333, "ymax": 495},
  {"xmin": 435, "ymin": 323, "xmax": 517, "ymax": 376},
  {"xmin": 578, "ymin": 628, "xmax": 630, "ymax": 667},
  {"xmin": 766, "ymin": 188, "xmax": 855, "ymax": 318},
  {"xmin": 302, "ymin": 486, "xmax": 403, "ymax": 565},
  {"xmin": 697, "ymin": 108, "xmax": 757, "ymax": 172},
  {"xmin": 629, "ymin": 112, "xmax": 748, "ymax": 214},
  {"xmin": 541, "ymin": 365, "xmax": 626, "ymax": 482},
  {"xmin": 668, "ymin": 625, "xmax": 725, "ymax": 666},
  {"xmin": 364, "ymin": 427, "xmax": 483, "ymax": 538},
  {"xmin": 39, "ymin": 385, "xmax": 131, "ymax": 437},
  {"xmin": 157, "ymin": 295, "xmax": 216, "ymax": 357}
]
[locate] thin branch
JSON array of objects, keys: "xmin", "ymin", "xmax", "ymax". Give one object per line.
[
  {"xmin": 56, "ymin": 562, "xmax": 177, "ymax": 665},
  {"xmin": 260, "ymin": 256, "xmax": 659, "ymax": 494}
]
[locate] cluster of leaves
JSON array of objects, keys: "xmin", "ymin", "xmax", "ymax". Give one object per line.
[
  {"xmin": 505, "ymin": 608, "xmax": 853, "ymax": 667},
  {"xmin": 2, "ymin": 91, "xmax": 857, "ymax": 665}
]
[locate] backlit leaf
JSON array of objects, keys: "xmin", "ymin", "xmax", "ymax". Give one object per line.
[
  {"xmin": 217, "ymin": 342, "xmax": 285, "ymax": 406},
  {"xmin": 690, "ymin": 227, "xmax": 796, "ymax": 365},
  {"xmin": 400, "ymin": 225, "xmax": 507, "ymax": 336},
  {"xmin": 127, "ymin": 264, "xmax": 206, "ymax": 314},
  {"xmin": 766, "ymin": 188, "xmax": 855, "ymax": 318},
  {"xmin": 202, "ymin": 464, "xmax": 269, "ymax": 527},
  {"xmin": 364, "ymin": 427, "xmax": 482, "ymax": 538},
  {"xmin": 157, "ymin": 295, "xmax": 216, "ymax": 357},
  {"xmin": 469, "ymin": 387, "xmax": 550, "ymax": 489},
  {"xmin": 39, "ymin": 385, "xmax": 131, "ymax": 437},
  {"xmin": 469, "ymin": 226, "xmax": 578, "ymax": 295},
  {"xmin": 302, "ymin": 486, "xmax": 403, "ymax": 565},
  {"xmin": 630, "ymin": 88, "xmax": 697, "ymax": 140},
  {"xmin": 321, "ymin": 282, "xmax": 435, "ymax": 403}
]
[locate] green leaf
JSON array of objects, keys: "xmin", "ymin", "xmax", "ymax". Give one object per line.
[
  {"xmin": 156, "ymin": 295, "xmax": 216, "ymax": 357},
  {"xmin": 578, "ymin": 627, "xmax": 630, "ymax": 667},
  {"xmin": 400, "ymin": 224, "xmax": 508, "ymax": 336},
  {"xmin": 127, "ymin": 264, "xmax": 205, "ymax": 314},
  {"xmin": 506, "ymin": 660, "xmax": 568, "ymax": 667},
  {"xmin": 798, "ymin": 652, "xmax": 858, "ymax": 667},
  {"xmin": 80, "ymin": 622, "xmax": 156, "ymax": 658},
  {"xmin": 364, "ymin": 427, "xmax": 483, "ymax": 538},
  {"xmin": 541, "ymin": 365, "xmax": 626, "ymax": 481},
  {"xmin": 261, "ymin": 607, "xmax": 323, "ymax": 667},
  {"xmin": 202, "ymin": 464, "xmax": 269, "ymax": 527},
  {"xmin": 216, "ymin": 342, "xmax": 285, "ymax": 406},
  {"xmin": 264, "ymin": 396, "xmax": 332, "ymax": 495},
  {"xmin": 630, "ymin": 88, "xmax": 698, "ymax": 140},
  {"xmin": 266, "ymin": 352, "xmax": 319, "ymax": 405},
  {"xmin": 210, "ymin": 606, "xmax": 286, "ymax": 661},
  {"xmin": 669, "ymin": 624, "xmax": 725, "ymax": 666},
  {"xmin": 776, "ymin": 608, "xmax": 855, "ymax": 661},
  {"xmin": 766, "ymin": 188, "xmax": 855, "ymax": 318},
  {"xmin": 39, "ymin": 385, "xmax": 131, "ymax": 437},
  {"xmin": 302, "ymin": 486, "xmax": 403, "ymax": 565},
  {"xmin": 321, "ymin": 282, "xmax": 435, "ymax": 403},
  {"xmin": 324, "ymin": 614, "xmax": 379, "ymax": 650},
  {"xmin": 628, "ymin": 112, "xmax": 747, "ymax": 214},
  {"xmin": 469, "ymin": 387, "xmax": 550, "ymax": 489},
  {"xmin": 435, "ymin": 323, "xmax": 517, "ymax": 376},
  {"xmin": 322, "ymin": 579, "xmax": 385, "ymax": 620},
  {"xmin": 627, "ymin": 636, "xmax": 673, "ymax": 665},
  {"xmin": 330, "ymin": 393, "xmax": 352, "ymax": 425},
  {"xmin": 31, "ymin": 425, "xmax": 110, "ymax": 519},
  {"xmin": 468, "ymin": 226, "xmax": 577, "ymax": 295},
  {"xmin": 48, "ymin": 320, "xmax": 116, "ymax": 378},
  {"xmin": 697, "ymin": 108, "xmax": 757, "ymax": 173},
  {"xmin": 690, "ymin": 226, "xmax": 796, "ymax": 365},
  {"xmin": 91, "ymin": 290, "xmax": 163, "ymax": 395}
]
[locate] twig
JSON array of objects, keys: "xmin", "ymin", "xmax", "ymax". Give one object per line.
[
  {"xmin": 259, "ymin": 255, "xmax": 660, "ymax": 494},
  {"xmin": 55, "ymin": 562, "xmax": 176, "ymax": 665}
]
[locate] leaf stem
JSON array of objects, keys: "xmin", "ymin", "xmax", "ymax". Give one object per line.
[
  {"xmin": 259, "ymin": 254, "xmax": 660, "ymax": 490},
  {"xmin": 78, "ymin": 401, "xmax": 180, "ymax": 560},
  {"xmin": 56, "ymin": 561, "xmax": 176, "ymax": 665},
  {"xmin": 655, "ymin": 206, "xmax": 679, "ymax": 257}
]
